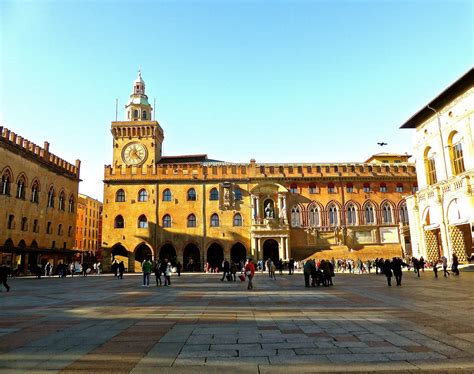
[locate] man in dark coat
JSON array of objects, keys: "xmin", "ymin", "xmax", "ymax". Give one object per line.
[
  {"xmin": 391, "ymin": 257, "xmax": 408, "ymax": 286},
  {"xmin": 0, "ymin": 265, "xmax": 11, "ymax": 292},
  {"xmin": 220, "ymin": 259, "xmax": 230, "ymax": 281}
]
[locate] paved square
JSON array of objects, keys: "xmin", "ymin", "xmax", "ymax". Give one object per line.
[{"xmin": 1, "ymin": 271, "xmax": 473, "ymax": 373}]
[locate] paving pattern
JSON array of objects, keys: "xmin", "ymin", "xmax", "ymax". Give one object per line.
[{"xmin": 0, "ymin": 270, "xmax": 473, "ymax": 373}]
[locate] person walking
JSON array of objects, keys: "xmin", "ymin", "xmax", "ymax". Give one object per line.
[
  {"xmin": 391, "ymin": 257, "xmax": 408, "ymax": 286},
  {"xmin": 412, "ymin": 257, "xmax": 420, "ymax": 278},
  {"xmin": 278, "ymin": 259, "xmax": 283, "ymax": 275},
  {"xmin": 220, "ymin": 259, "xmax": 230, "ymax": 281},
  {"xmin": 0, "ymin": 265, "xmax": 10, "ymax": 292},
  {"xmin": 441, "ymin": 255, "xmax": 450, "ymax": 277},
  {"xmin": 452, "ymin": 253, "xmax": 459, "ymax": 276},
  {"xmin": 432, "ymin": 260, "xmax": 438, "ymax": 278},
  {"xmin": 118, "ymin": 261, "xmax": 125, "ymax": 279},
  {"xmin": 142, "ymin": 258, "xmax": 152, "ymax": 287},
  {"xmin": 384, "ymin": 259, "xmax": 393, "ymax": 286},
  {"xmin": 245, "ymin": 258, "xmax": 255, "ymax": 290},
  {"xmin": 419, "ymin": 256, "xmax": 425, "ymax": 272},
  {"xmin": 230, "ymin": 261, "xmax": 237, "ymax": 281},
  {"xmin": 154, "ymin": 260, "xmax": 162, "ymax": 286},
  {"xmin": 164, "ymin": 260, "xmax": 171, "ymax": 286},
  {"xmin": 303, "ymin": 260, "xmax": 312, "ymax": 287},
  {"xmin": 176, "ymin": 261, "xmax": 182, "ymax": 277}
]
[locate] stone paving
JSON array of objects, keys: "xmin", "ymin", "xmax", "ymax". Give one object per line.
[{"xmin": 0, "ymin": 269, "xmax": 473, "ymax": 373}]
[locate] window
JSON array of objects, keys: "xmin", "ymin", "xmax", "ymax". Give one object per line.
[
  {"xmin": 364, "ymin": 204, "xmax": 375, "ymax": 224},
  {"xmin": 187, "ymin": 214, "xmax": 197, "ymax": 227},
  {"xmin": 209, "ymin": 188, "xmax": 219, "ymax": 201},
  {"xmin": 290, "ymin": 183, "xmax": 298, "ymax": 194},
  {"xmin": 133, "ymin": 109, "xmax": 138, "ymax": 119},
  {"xmin": 187, "ymin": 188, "xmax": 197, "ymax": 201},
  {"xmin": 138, "ymin": 189, "xmax": 148, "ymax": 202},
  {"xmin": 347, "ymin": 204, "xmax": 356, "ymax": 225},
  {"xmin": 412, "ymin": 183, "xmax": 418, "ymax": 193},
  {"xmin": 328, "ymin": 183, "xmax": 335, "ymax": 194},
  {"xmin": 233, "ymin": 213, "xmax": 243, "ymax": 227},
  {"xmin": 396, "ymin": 183, "xmax": 404, "ymax": 193},
  {"xmin": 58, "ymin": 224, "xmax": 63, "ymax": 235},
  {"xmin": 450, "ymin": 132, "xmax": 465, "ymax": 175},
  {"xmin": 1, "ymin": 171, "xmax": 12, "ymax": 195},
  {"xmin": 16, "ymin": 177, "xmax": 26, "ymax": 199},
  {"xmin": 424, "ymin": 147, "xmax": 437, "ymax": 185},
  {"xmin": 163, "ymin": 214, "xmax": 171, "ymax": 227},
  {"xmin": 68, "ymin": 226, "xmax": 72, "ymax": 237},
  {"xmin": 31, "ymin": 181, "xmax": 39, "ymax": 203},
  {"xmin": 346, "ymin": 183, "xmax": 354, "ymax": 193},
  {"xmin": 162, "ymin": 189, "xmax": 172, "ymax": 201},
  {"xmin": 7, "ymin": 215, "xmax": 14, "ymax": 229},
  {"xmin": 210, "ymin": 213, "xmax": 219, "ymax": 227},
  {"xmin": 328, "ymin": 204, "xmax": 338, "ymax": 226},
  {"xmin": 363, "ymin": 183, "xmax": 371, "ymax": 193},
  {"xmin": 399, "ymin": 203, "xmax": 409, "ymax": 225},
  {"xmin": 68, "ymin": 196, "xmax": 75, "ymax": 213},
  {"xmin": 308, "ymin": 184, "xmax": 317, "ymax": 194},
  {"xmin": 234, "ymin": 188, "xmax": 242, "ymax": 201},
  {"xmin": 33, "ymin": 219, "xmax": 39, "ymax": 233},
  {"xmin": 21, "ymin": 217, "xmax": 28, "ymax": 231},
  {"xmin": 142, "ymin": 110, "xmax": 147, "ymax": 120},
  {"xmin": 59, "ymin": 191, "xmax": 65, "ymax": 211},
  {"xmin": 291, "ymin": 206, "xmax": 301, "ymax": 227},
  {"xmin": 47, "ymin": 221, "xmax": 52, "ymax": 234},
  {"xmin": 114, "ymin": 215, "xmax": 124, "ymax": 229},
  {"xmin": 138, "ymin": 215, "xmax": 148, "ymax": 228},
  {"xmin": 47, "ymin": 187, "xmax": 55, "ymax": 208},
  {"xmin": 309, "ymin": 207, "xmax": 319, "ymax": 227},
  {"xmin": 382, "ymin": 203, "xmax": 393, "ymax": 224},
  {"xmin": 116, "ymin": 189, "xmax": 125, "ymax": 202},
  {"xmin": 379, "ymin": 183, "xmax": 387, "ymax": 193}
]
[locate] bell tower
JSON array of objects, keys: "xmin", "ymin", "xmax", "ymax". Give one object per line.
[{"xmin": 111, "ymin": 71, "xmax": 164, "ymax": 168}]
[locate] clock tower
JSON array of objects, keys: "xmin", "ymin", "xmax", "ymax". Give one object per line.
[{"xmin": 111, "ymin": 71, "xmax": 164, "ymax": 168}]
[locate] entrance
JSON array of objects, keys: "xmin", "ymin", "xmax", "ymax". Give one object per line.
[
  {"xmin": 263, "ymin": 239, "xmax": 279, "ymax": 264},
  {"xmin": 230, "ymin": 243, "xmax": 247, "ymax": 269},
  {"xmin": 183, "ymin": 244, "xmax": 201, "ymax": 272},
  {"xmin": 207, "ymin": 243, "xmax": 224, "ymax": 271},
  {"xmin": 135, "ymin": 243, "xmax": 152, "ymax": 263},
  {"xmin": 159, "ymin": 244, "xmax": 177, "ymax": 266},
  {"xmin": 112, "ymin": 244, "xmax": 129, "ymax": 270}
]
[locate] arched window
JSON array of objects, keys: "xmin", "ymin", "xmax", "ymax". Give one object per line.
[
  {"xmin": 133, "ymin": 109, "xmax": 139, "ymax": 119},
  {"xmin": 47, "ymin": 187, "xmax": 55, "ymax": 208},
  {"xmin": 1, "ymin": 170, "xmax": 12, "ymax": 195},
  {"xmin": 16, "ymin": 176, "xmax": 26, "ymax": 199},
  {"xmin": 210, "ymin": 213, "xmax": 219, "ymax": 227},
  {"xmin": 138, "ymin": 215, "xmax": 148, "ymax": 228},
  {"xmin": 163, "ymin": 214, "xmax": 172, "ymax": 228},
  {"xmin": 138, "ymin": 189, "xmax": 148, "ymax": 202},
  {"xmin": 233, "ymin": 213, "xmax": 243, "ymax": 227},
  {"xmin": 382, "ymin": 203, "xmax": 393, "ymax": 224},
  {"xmin": 21, "ymin": 217, "xmax": 28, "ymax": 231},
  {"xmin": 68, "ymin": 195, "xmax": 75, "ymax": 213},
  {"xmin": 187, "ymin": 214, "xmax": 197, "ymax": 227},
  {"xmin": 209, "ymin": 188, "xmax": 219, "ymax": 201},
  {"xmin": 33, "ymin": 219, "xmax": 39, "ymax": 233},
  {"xmin": 187, "ymin": 188, "xmax": 197, "ymax": 201},
  {"xmin": 309, "ymin": 207, "xmax": 319, "ymax": 227},
  {"xmin": 114, "ymin": 215, "xmax": 124, "ymax": 229},
  {"xmin": 234, "ymin": 188, "xmax": 242, "ymax": 201},
  {"xmin": 7, "ymin": 215, "xmax": 14, "ymax": 229},
  {"xmin": 142, "ymin": 110, "xmax": 147, "ymax": 120},
  {"xmin": 291, "ymin": 206, "xmax": 301, "ymax": 227},
  {"xmin": 328, "ymin": 204, "xmax": 338, "ymax": 226},
  {"xmin": 449, "ymin": 132, "xmax": 465, "ymax": 175},
  {"xmin": 399, "ymin": 202, "xmax": 409, "ymax": 225},
  {"xmin": 347, "ymin": 204, "xmax": 356, "ymax": 225},
  {"xmin": 58, "ymin": 191, "xmax": 65, "ymax": 211},
  {"xmin": 46, "ymin": 221, "xmax": 52, "ymax": 234},
  {"xmin": 58, "ymin": 224, "xmax": 63, "ymax": 235},
  {"xmin": 162, "ymin": 189, "xmax": 172, "ymax": 201},
  {"xmin": 31, "ymin": 180, "xmax": 39, "ymax": 203},
  {"xmin": 116, "ymin": 189, "xmax": 125, "ymax": 202},
  {"xmin": 424, "ymin": 147, "xmax": 437, "ymax": 185},
  {"xmin": 364, "ymin": 204, "xmax": 375, "ymax": 224}
]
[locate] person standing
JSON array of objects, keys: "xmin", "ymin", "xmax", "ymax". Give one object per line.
[
  {"xmin": 384, "ymin": 259, "xmax": 393, "ymax": 286},
  {"xmin": 419, "ymin": 256, "xmax": 425, "ymax": 272},
  {"xmin": 0, "ymin": 265, "xmax": 10, "ymax": 292},
  {"xmin": 278, "ymin": 259, "xmax": 283, "ymax": 275},
  {"xmin": 432, "ymin": 260, "xmax": 438, "ymax": 278},
  {"xmin": 452, "ymin": 253, "xmax": 459, "ymax": 276},
  {"xmin": 164, "ymin": 260, "xmax": 172, "ymax": 286},
  {"xmin": 154, "ymin": 260, "xmax": 162, "ymax": 286},
  {"xmin": 441, "ymin": 256, "xmax": 450, "ymax": 277},
  {"xmin": 245, "ymin": 258, "xmax": 255, "ymax": 290},
  {"xmin": 220, "ymin": 259, "xmax": 230, "ymax": 281},
  {"xmin": 230, "ymin": 261, "xmax": 237, "ymax": 282},
  {"xmin": 391, "ymin": 257, "xmax": 408, "ymax": 286},
  {"xmin": 176, "ymin": 261, "xmax": 182, "ymax": 277},
  {"xmin": 118, "ymin": 261, "xmax": 125, "ymax": 279},
  {"xmin": 142, "ymin": 258, "xmax": 152, "ymax": 287}
]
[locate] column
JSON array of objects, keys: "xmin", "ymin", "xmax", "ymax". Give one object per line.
[
  {"xmin": 285, "ymin": 237, "xmax": 289, "ymax": 259},
  {"xmin": 256, "ymin": 196, "xmax": 261, "ymax": 221},
  {"xmin": 251, "ymin": 195, "xmax": 256, "ymax": 220},
  {"xmin": 279, "ymin": 237, "xmax": 284, "ymax": 259},
  {"xmin": 256, "ymin": 238, "xmax": 261, "ymax": 261}
]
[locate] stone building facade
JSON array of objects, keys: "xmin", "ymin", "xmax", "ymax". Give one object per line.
[
  {"xmin": 74, "ymin": 194, "xmax": 103, "ymax": 256},
  {"xmin": 0, "ymin": 126, "xmax": 81, "ymax": 274},
  {"xmin": 102, "ymin": 73, "xmax": 417, "ymax": 272},
  {"xmin": 402, "ymin": 68, "xmax": 473, "ymax": 263}
]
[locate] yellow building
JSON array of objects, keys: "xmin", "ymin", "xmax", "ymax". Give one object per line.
[
  {"xmin": 0, "ymin": 126, "xmax": 81, "ymax": 274},
  {"xmin": 402, "ymin": 68, "xmax": 473, "ymax": 263},
  {"xmin": 102, "ymin": 73, "xmax": 417, "ymax": 272},
  {"xmin": 74, "ymin": 194, "xmax": 103, "ymax": 256}
]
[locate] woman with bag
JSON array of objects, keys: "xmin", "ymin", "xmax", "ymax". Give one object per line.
[{"xmin": 244, "ymin": 258, "xmax": 255, "ymax": 290}]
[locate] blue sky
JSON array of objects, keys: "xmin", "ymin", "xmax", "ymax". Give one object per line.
[{"xmin": 0, "ymin": 0, "xmax": 472, "ymax": 201}]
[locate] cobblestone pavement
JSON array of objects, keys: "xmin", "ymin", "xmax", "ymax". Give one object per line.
[{"xmin": 0, "ymin": 270, "xmax": 473, "ymax": 373}]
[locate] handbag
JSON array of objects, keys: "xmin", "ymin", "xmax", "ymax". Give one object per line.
[{"xmin": 245, "ymin": 270, "xmax": 251, "ymax": 276}]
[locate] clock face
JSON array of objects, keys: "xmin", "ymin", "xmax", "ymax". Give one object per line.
[{"xmin": 122, "ymin": 142, "xmax": 148, "ymax": 166}]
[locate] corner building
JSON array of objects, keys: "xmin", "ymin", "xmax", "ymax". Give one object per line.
[{"xmin": 102, "ymin": 73, "xmax": 417, "ymax": 272}]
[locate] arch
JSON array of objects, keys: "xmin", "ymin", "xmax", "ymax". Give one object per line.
[
  {"xmin": 446, "ymin": 198, "xmax": 469, "ymax": 224},
  {"xmin": 263, "ymin": 198, "xmax": 276, "ymax": 219},
  {"xmin": 1, "ymin": 166, "xmax": 13, "ymax": 195},
  {"xmin": 4, "ymin": 238, "xmax": 14, "ymax": 250},
  {"xmin": 114, "ymin": 215, "xmax": 124, "ymax": 228},
  {"xmin": 47, "ymin": 186, "xmax": 55, "ymax": 208},
  {"xmin": 291, "ymin": 205, "xmax": 302, "ymax": 227},
  {"xmin": 250, "ymin": 183, "xmax": 288, "ymax": 194},
  {"xmin": 116, "ymin": 189, "xmax": 125, "ymax": 202},
  {"xmin": 209, "ymin": 187, "xmax": 219, "ymax": 201},
  {"xmin": 58, "ymin": 190, "xmax": 66, "ymax": 211},
  {"xmin": 159, "ymin": 243, "xmax": 177, "ymax": 266},
  {"xmin": 448, "ymin": 130, "xmax": 465, "ymax": 175},
  {"xmin": 142, "ymin": 110, "xmax": 147, "ymax": 120},
  {"xmin": 381, "ymin": 201, "xmax": 394, "ymax": 224},
  {"xmin": 346, "ymin": 201, "xmax": 358, "ymax": 225},
  {"xmin": 230, "ymin": 242, "xmax": 247, "ymax": 266},
  {"xmin": 187, "ymin": 213, "xmax": 197, "ymax": 227},
  {"xmin": 162, "ymin": 214, "xmax": 171, "ymax": 228},
  {"xmin": 183, "ymin": 243, "xmax": 201, "ymax": 272},
  {"xmin": 30, "ymin": 240, "xmax": 38, "ymax": 249},
  {"xmin": 187, "ymin": 188, "xmax": 197, "ymax": 201},
  {"xmin": 263, "ymin": 239, "xmax": 279, "ymax": 264},
  {"xmin": 162, "ymin": 188, "xmax": 172, "ymax": 201},
  {"xmin": 18, "ymin": 240, "xmax": 26, "ymax": 249},
  {"xmin": 68, "ymin": 194, "xmax": 75, "ymax": 212},
  {"xmin": 326, "ymin": 200, "xmax": 341, "ymax": 226},
  {"xmin": 210, "ymin": 213, "xmax": 219, "ymax": 227},
  {"xmin": 138, "ymin": 214, "xmax": 148, "ymax": 228},
  {"xmin": 363, "ymin": 200, "xmax": 377, "ymax": 225},
  {"xmin": 112, "ymin": 243, "xmax": 128, "ymax": 260},
  {"xmin": 135, "ymin": 243, "xmax": 153, "ymax": 263},
  {"xmin": 16, "ymin": 173, "xmax": 27, "ymax": 199},
  {"xmin": 138, "ymin": 189, "xmax": 148, "ymax": 202},
  {"xmin": 424, "ymin": 146, "xmax": 437, "ymax": 185},
  {"xmin": 233, "ymin": 213, "xmax": 243, "ymax": 227},
  {"xmin": 15, "ymin": 172, "xmax": 28, "ymax": 187},
  {"xmin": 422, "ymin": 206, "xmax": 431, "ymax": 225},
  {"xmin": 133, "ymin": 109, "xmax": 139, "ymax": 119},
  {"xmin": 207, "ymin": 242, "xmax": 224, "ymax": 271},
  {"xmin": 399, "ymin": 200, "xmax": 409, "ymax": 225}
]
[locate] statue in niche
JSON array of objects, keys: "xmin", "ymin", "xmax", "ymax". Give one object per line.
[{"xmin": 265, "ymin": 201, "xmax": 274, "ymax": 219}]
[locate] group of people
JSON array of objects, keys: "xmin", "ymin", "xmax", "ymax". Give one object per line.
[
  {"xmin": 303, "ymin": 259, "xmax": 335, "ymax": 287},
  {"xmin": 140, "ymin": 258, "xmax": 175, "ymax": 287}
]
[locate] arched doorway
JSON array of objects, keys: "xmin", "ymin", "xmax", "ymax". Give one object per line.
[
  {"xmin": 263, "ymin": 239, "xmax": 279, "ymax": 264},
  {"xmin": 135, "ymin": 243, "xmax": 153, "ymax": 263},
  {"xmin": 207, "ymin": 243, "xmax": 224, "ymax": 271},
  {"xmin": 159, "ymin": 244, "xmax": 177, "ymax": 266},
  {"xmin": 183, "ymin": 243, "xmax": 201, "ymax": 272},
  {"xmin": 111, "ymin": 244, "xmax": 129, "ymax": 269},
  {"xmin": 231, "ymin": 242, "xmax": 247, "ymax": 269}
]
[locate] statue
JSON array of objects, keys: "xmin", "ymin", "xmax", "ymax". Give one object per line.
[{"xmin": 265, "ymin": 202, "xmax": 274, "ymax": 218}]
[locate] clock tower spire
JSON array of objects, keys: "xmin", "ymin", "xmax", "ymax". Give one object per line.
[{"xmin": 110, "ymin": 71, "xmax": 164, "ymax": 168}]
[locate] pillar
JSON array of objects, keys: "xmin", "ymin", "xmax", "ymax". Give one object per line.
[
  {"xmin": 285, "ymin": 237, "xmax": 289, "ymax": 259},
  {"xmin": 279, "ymin": 237, "xmax": 284, "ymax": 259}
]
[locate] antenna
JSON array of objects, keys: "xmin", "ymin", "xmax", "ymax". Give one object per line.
[
  {"xmin": 115, "ymin": 99, "xmax": 118, "ymax": 121},
  {"xmin": 153, "ymin": 98, "xmax": 156, "ymax": 120}
]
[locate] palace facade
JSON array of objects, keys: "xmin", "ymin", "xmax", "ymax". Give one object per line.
[
  {"xmin": 102, "ymin": 73, "xmax": 417, "ymax": 272},
  {"xmin": 74, "ymin": 194, "xmax": 103, "ymax": 255},
  {"xmin": 402, "ymin": 68, "xmax": 473, "ymax": 263},
  {"xmin": 0, "ymin": 127, "xmax": 81, "ymax": 274}
]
